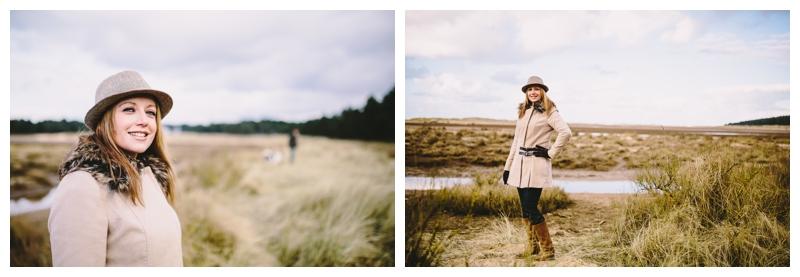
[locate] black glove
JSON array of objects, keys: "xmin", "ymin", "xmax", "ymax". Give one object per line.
[
  {"xmin": 531, "ymin": 145, "xmax": 550, "ymax": 159},
  {"xmin": 503, "ymin": 170, "xmax": 509, "ymax": 184}
]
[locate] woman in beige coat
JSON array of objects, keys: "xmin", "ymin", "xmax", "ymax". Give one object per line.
[
  {"xmin": 502, "ymin": 75, "xmax": 572, "ymax": 261},
  {"xmin": 48, "ymin": 71, "xmax": 182, "ymax": 266}
]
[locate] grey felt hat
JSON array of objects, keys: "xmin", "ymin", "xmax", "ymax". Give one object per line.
[
  {"xmin": 521, "ymin": 75, "xmax": 549, "ymax": 92},
  {"xmin": 84, "ymin": 71, "xmax": 173, "ymax": 130}
]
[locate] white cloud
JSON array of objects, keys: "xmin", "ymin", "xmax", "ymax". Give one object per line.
[
  {"xmin": 407, "ymin": 11, "xmax": 685, "ymax": 60},
  {"xmin": 405, "ymin": 11, "xmax": 512, "ymax": 59},
  {"xmin": 407, "ymin": 71, "xmax": 518, "ymax": 118},
  {"xmin": 11, "ymin": 42, "xmax": 115, "ymax": 122},
  {"xmin": 661, "ymin": 16, "xmax": 696, "ymax": 43},
  {"xmin": 515, "ymin": 11, "xmax": 680, "ymax": 54},
  {"xmin": 693, "ymin": 32, "xmax": 788, "ymax": 61},
  {"xmin": 410, "ymin": 72, "xmax": 490, "ymax": 101},
  {"xmin": 11, "ymin": 11, "xmax": 394, "ymax": 124},
  {"xmin": 405, "ymin": 11, "xmax": 788, "ymax": 126},
  {"xmin": 709, "ymin": 84, "xmax": 789, "ymax": 95}
]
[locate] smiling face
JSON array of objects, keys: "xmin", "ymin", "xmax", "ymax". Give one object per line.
[
  {"xmin": 525, "ymin": 85, "xmax": 544, "ymax": 103},
  {"xmin": 112, "ymin": 96, "xmax": 158, "ymax": 154}
]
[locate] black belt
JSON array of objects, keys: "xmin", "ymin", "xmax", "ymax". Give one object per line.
[{"xmin": 519, "ymin": 147, "xmax": 538, "ymax": 156}]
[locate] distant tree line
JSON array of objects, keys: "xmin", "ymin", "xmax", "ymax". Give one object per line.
[
  {"xmin": 302, "ymin": 88, "xmax": 394, "ymax": 141},
  {"xmin": 727, "ymin": 115, "xmax": 789, "ymax": 126},
  {"xmin": 179, "ymin": 119, "xmax": 296, "ymax": 135},
  {"xmin": 11, "ymin": 88, "xmax": 394, "ymax": 142},
  {"xmin": 10, "ymin": 119, "xmax": 88, "ymax": 134}
]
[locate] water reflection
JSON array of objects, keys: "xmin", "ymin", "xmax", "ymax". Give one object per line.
[
  {"xmin": 405, "ymin": 176, "xmax": 641, "ymax": 194},
  {"xmin": 405, "ymin": 176, "xmax": 473, "ymax": 190},
  {"xmin": 11, "ymin": 189, "xmax": 56, "ymax": 216}
]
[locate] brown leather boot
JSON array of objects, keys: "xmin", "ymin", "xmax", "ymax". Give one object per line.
[
  {"xmin": 517, "ymin": 219, "xmax": 540, "ymax": 258},
  {"xmin": 533, "ymin": 220, "xmax": 555, "ymax": 261},
  {"xmin": 527, "ymin": 219, "xmax": 540, "ymax": 255}
]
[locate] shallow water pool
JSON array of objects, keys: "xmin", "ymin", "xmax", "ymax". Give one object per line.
[{"xmin": 405, "ymin": 176, "xmax": 641, "ymax": 194}]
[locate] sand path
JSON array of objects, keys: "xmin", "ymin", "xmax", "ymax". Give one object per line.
[{"xmin": 433, "ymin": 193, "xmax": 629, "ymax": 266}]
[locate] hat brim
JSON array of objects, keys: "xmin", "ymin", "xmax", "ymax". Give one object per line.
[
  {"xmin": 84, "ymin": 89, "xmax": 173, "ymax": 130},
  {"xmin": 521, "ymin": 84, "xmax": 549, "ymax": 93}
]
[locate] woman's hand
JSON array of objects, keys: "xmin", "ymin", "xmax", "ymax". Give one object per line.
[
  {"xmin": 503, "ymin": 170, "xmax": 509, "ymax": 184},
  {"xmin": 532, "ymin": 145, "xmax": 551, "ymax": 159}
]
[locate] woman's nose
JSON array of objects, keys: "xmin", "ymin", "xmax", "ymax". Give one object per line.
[{"xmin": 135, "ymin": 112, "xmax": 149, "ymax": 126}]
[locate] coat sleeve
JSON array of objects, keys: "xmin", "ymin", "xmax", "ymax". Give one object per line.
[
  {"xmin": 503, "ymin": 119, "xmax": 521, "ymax": 171},
  {"xmin": 48, "ymin": 171, "xmax": 108, "ymax": 266},
  {"xmin": 546, "ymin": 111, "xmax": 572, "ymax": 159}
]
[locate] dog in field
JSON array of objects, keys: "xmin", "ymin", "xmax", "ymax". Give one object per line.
[{"xmin": 261, "ymin": 148, "xmax": 283, "ymax": 164}]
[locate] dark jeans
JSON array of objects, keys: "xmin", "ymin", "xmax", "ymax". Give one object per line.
[{"xmin": 517, "ymin": 187, "xmax": 545, "ymax": 224}]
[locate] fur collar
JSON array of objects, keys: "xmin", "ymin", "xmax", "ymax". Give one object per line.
[
  {"xmin": 58, "ymin": 136, "xmax": 170, "ymax": 193},
  {"xmin": 525, "ymin": 101, "xmax": 545, "ymax": 113},
  {"xmin": 532, "ymin": 102, "xmax": 545, "ymax": 113}
]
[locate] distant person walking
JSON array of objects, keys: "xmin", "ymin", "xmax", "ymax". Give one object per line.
[
  {"xmin": 289, "ymin": 128, "xmax": 300, "ymax": 163},
  {"xmin": 502, "ymin": 75, "xmax": 572, "ymax": 261},
  {"xmin": 48, "ymin": 71, "xmax": 182, "ymax": 266}
]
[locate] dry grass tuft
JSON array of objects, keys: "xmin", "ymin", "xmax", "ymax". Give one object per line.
[{"xmin": 607, "ymin": 148, "xmax": 789, "ymax": 266}]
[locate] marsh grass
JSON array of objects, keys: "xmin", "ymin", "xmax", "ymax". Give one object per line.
[
  {"xmin": 10, "ymin": 144, "xmax": 71, "ymax": 200},
  {"xmin": 174, "ymin": 136, "xmax": 395, "ymax": 266},
  {"xmin": 608, "ymin": 148, "xmax": 789, "ymax": 266},
  {"xmin": 488, "ymin": 213, "xmax": 526, "ymax": 245},
  {"xmin": 404, "ymin": 127, "xmax": 789, "ymax": 266},
  {"xmin": 406, "ymin": 127, "xmax": 789, "ymax": 173},
  {"xmin": 406, "ymin": 126, "xmax": 511, "ymax": 169},
  {"xmin": 10, "ymin": 211, "xmax": 50, "ymax": 266},
  {"xmin": 405, "ymin": 190, "xmax": 450, "ymax": 266},
  {"xmin": 10, "ymin": 134, "xmax": 394, "ymax": 266},
  {"xmin": 264, "ymin": 183, "xmax": 394, "ymax": 266},
  {"xmin": 178, "ymin": 188, "xmax": 274, "ymax": 266},
  {"xmin": 408, "ymin": 176, "xmax": 573, "ymax": 217},
  {"xmin": 405, "ymin": 173, "xmax": 573, "ymax": 266}
]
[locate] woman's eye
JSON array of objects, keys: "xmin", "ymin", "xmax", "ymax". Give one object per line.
[
  {"xmin": 146, "ymin": 111, "xmax": 156, "ymax": 116},
  {"xmin": 123, "ymin": 107, "xmax": 134, "ymax": 112}
]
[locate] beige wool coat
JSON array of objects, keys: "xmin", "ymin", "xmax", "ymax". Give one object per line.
[
  {"xmin": 504, "ymin": 108, "xmax": 572, "ymax": 188},
  {"xmin": 48, "ymin": 167, "xmax": 183, "ymax": 266}
]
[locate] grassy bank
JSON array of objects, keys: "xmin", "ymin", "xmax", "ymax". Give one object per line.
[{"xmin": 604, "ymin": 148, "xmax": 789, "ymax": 266}]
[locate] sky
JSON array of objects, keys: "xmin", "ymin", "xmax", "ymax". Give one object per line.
[
  {"xmin": 10, "ymin": 11, "xmax": 395, "ymax": 125},
  {"xmin": 405, "ymin": 11, "xmax": 789, "ymax": 126}
]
